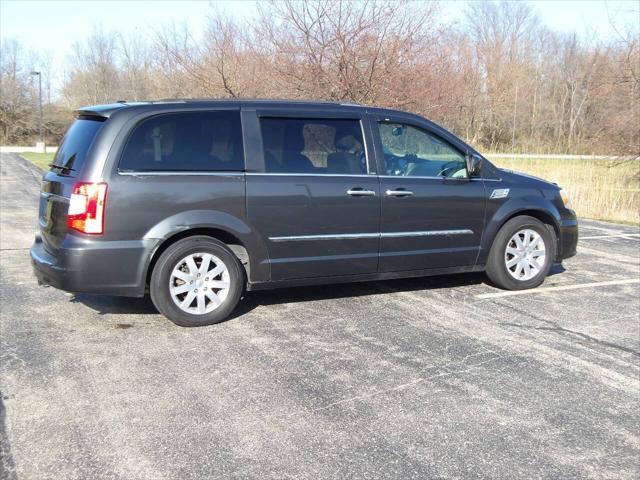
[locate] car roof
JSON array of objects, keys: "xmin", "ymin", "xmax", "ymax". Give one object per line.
[{"xmin": 75, "ymin": 98, "xmax": 409, "ymax": 118}]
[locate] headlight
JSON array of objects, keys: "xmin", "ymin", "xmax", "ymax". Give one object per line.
[{"xmin": 559, "ymin": 189, "xmax": 571, "ymax": 209}]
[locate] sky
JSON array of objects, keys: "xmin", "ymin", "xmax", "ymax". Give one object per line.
[{"xmin": 1, "ymin": 0, "xmax": 638, "ymax": 73}]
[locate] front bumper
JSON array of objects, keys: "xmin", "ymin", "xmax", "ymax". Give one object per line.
[
  {"xmin": 558, "ymin": 217, "xmax": 578, "ymax": 260},
  {"xmin": 30, "ymin": 233, "xmax": 154, "ymax": 297}
]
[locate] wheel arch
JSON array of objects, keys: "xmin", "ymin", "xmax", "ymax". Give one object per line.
[
  {"xmin": 146, "ymin": 227, "xmax": 254, "ymax": 288},
  {"xmin": 142, "ymin": 210, "xmax": 271, "ymax": 289},
  {"xmin": 479, "ymin": 198, "xmax": 561, "ymax": 266}
]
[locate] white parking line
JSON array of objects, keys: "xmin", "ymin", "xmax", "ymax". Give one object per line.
[
  {"xmin": 579, "ymin": 225, "xmax": 626, "ymax": 234},
  {"xmin": 580, "ymin": 233, "xmax": 640, "ymax": 240},
  {"xmin": 476, "ymin": 278, "xmax": 640, "ymax": 299}
]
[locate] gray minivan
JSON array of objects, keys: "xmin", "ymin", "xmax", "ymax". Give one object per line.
[{"xmin": 31, "ymin": 100, "xmax": 578, "ymax": 326}]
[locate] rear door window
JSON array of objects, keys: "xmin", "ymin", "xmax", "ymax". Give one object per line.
[
  {"xmin": 260, "ymin": 117, "xmax": 367, "ymax": 174},
  {"xmin": 51, "ymin": 117, "xmax": 105, "ymax": 176},
  {"xmin": 119, "ymin": 111, "xmax": 244, "ymax": 172}
]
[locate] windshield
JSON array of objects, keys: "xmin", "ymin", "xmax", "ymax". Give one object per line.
[{"xmin": 51, "ymin": 117, "xmax": 105, "ymax": 175}]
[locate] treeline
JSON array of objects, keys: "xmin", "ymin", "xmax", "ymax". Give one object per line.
[{"xmin": 1, "ymin": 0, "xmax": 638, "ymax": 155}]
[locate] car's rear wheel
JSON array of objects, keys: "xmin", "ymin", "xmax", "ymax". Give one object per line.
[
  {"xmin": 150, "ymin": 236, "xmax": 244, "ymax": 326},
  {"xmin": 486, "ymin": 215, "xmax": 555, "ymax": 290}
]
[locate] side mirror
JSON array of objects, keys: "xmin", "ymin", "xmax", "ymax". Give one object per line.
[{"xmin": 466, "ymin": 153, "xmax": 483, "ymax": 177}]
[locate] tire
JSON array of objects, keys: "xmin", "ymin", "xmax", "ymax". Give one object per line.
[
  {"xmin": 486, "ymin": 215, "xmax": 555, "ymax": 290},
  {"xmin": 150, "ymin": 236, "xmax": 245, "ymax": 327}
]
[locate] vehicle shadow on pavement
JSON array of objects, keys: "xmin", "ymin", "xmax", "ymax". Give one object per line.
[
  {"xmin": 70, "ymin": 265, "xmax": 566, "ymax": 322},
  {"xmin": 70, "ymin": 273, "xmax": 486, "ymax": 320},
  {"xmin": 70, "ymin": 294, "xmax": 159, "ymax": 316}
]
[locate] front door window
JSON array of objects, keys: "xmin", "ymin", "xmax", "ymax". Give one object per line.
[{"xmin": 378, "ymin": 122, "xmax": 467, "ymax": 179}]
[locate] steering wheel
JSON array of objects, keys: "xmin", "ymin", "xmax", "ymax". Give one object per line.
[{"xmin": 438, "ymin": 161, "xmax": 465, "ymax": 178}]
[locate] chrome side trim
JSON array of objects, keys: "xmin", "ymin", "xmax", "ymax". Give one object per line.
[
  {"xmin": 381, "ymin": 229, "xmax": 473, "ymax": 238},
  {"xmin": 269, "ymin": 229, "xmax": 473, "ymax": 242},
  {"xmin": 117, "ymin": 171, "xmax": 244, "ymax": 176},
  {"xmin": 269, "ymin": 233, "xmax": 380, "ymax": 242}
]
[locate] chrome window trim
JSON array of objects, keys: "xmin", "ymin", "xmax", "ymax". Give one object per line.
[
  {"xmin": 245, "ymin": 173, "xmax": 499, "ymax": 180},
  {"xmin": 247, "ymin": 172, "xmax": 373, "ymax": 178},
  {"xmin": 269, "ymin": 229, "xmax": 473, "ymax": 242},
  {"xmin": 359, "ymin": 119, "xmax": 373, "ymax": 174},
  {"xmin": 379, "ymin": 174, "xmax": 501, "ymax": 182},
  {"xmin": 117, "ymin": 171, "xmax": 244, "ymax": 176}
]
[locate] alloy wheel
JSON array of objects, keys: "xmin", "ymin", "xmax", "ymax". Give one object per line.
[
  {"xmin": 504, "ymin": 229, "xmax": 546, "ymax": 281},
  {"xmin": 169, "ymin": 253, "xmax": 230, "ymax": 314}
]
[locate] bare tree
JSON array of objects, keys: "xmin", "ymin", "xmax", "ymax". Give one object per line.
[
  {"xmin": 3, "ymin": 0, "xmax": 638, "ymax": 155},
  {"xmin": 61, "ymin": 25, "xmax": 121, "ymax": 106},
  {"xmin": 0, "ymin": 39, "xmax": 37, "ymax": 143}
]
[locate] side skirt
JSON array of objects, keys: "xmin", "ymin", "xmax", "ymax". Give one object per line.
[{"xmin": 246, "ymin": 264, "xmax": 486, "ymax": 291}]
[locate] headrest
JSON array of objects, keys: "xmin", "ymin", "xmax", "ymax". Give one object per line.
[{"xmin": 336, "ymin": 135, "xmax": 359, "ymax": 152}]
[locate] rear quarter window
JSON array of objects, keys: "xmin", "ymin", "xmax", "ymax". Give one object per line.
[
  {"xmin": 51, "ymin": 117, "xmax": 105, "ymax": 176},
  {"xmin": 118, "ymin": 111, "xmax": 244, "ymax": 172}
]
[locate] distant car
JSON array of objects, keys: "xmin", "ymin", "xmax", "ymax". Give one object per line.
[{"xmin": 30, "ymin": 100, "xmax": 578, "ymax": 326}]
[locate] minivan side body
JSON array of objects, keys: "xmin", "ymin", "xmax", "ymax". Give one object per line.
[{"xmin": 31, "ymin": 100, "xmax": 578, "ymax": 325}]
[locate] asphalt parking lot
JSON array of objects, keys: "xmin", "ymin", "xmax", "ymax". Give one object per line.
[{"xmin": 1, "ymin": 152, "xmax": 639, "ymax": 479}]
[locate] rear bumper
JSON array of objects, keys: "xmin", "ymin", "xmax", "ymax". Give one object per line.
[
  {"xmin": 30, "ymin": 233, "xmax": 154, "ymax": 297},
  {"xmin": 557, "ymin": 217, "xmax": 578, "ymax": 260}
]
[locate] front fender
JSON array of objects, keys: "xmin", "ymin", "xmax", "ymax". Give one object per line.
[
  {"xmin": 143, "ymin": 209, "xmax": 270, "ymax": 283},
  {"xmin": 478, "ymin": 196, "xmax": 561, "ymax": 265}
]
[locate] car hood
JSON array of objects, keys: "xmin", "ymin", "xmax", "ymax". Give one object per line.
[{"xmin": 499, "ymin": 168, "xmax": 559, "ymax": 191}]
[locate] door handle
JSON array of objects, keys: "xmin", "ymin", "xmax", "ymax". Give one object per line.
[
  {"xmin": 347, "ymin": 188, "xmax": 376, "ymax": 197},
  {"xmin": 385, "ymin": 189, "xmax": 414, "ymax": 197}
]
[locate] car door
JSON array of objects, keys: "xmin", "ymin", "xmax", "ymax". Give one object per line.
[
  {"xmin": 372, "ymin": 114, "xmax": 486, "ymax": 272},
  {"xmin": 245, "ymin": 108, "xmax": 381, "ymax": 280}
]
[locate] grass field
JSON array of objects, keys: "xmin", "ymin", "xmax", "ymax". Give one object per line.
[
  {"xmin": 20, "ymin": 152, "xmax": 54, "ymax": 171},
  {"xmin": 18, "ymin": 153, "xmax": 639, "ymax": 224},
  {"xmin": 492, "ymin": 157, "xmax": 640, "ymax": 225}
]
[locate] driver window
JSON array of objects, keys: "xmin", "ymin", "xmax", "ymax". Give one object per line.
[{"xmin": 377, "ymin": 122, "xmax": 467, "ymax": 178}]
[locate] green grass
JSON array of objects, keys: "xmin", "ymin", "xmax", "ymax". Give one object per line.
[{"xmin": 20, "ymin": 152, "xmax": 55, "ymax": 171}]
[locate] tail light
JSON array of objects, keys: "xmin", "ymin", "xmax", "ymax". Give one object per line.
[{"xmin": 67, "ymin": 182, "xmax": 107, "ymax": 234}]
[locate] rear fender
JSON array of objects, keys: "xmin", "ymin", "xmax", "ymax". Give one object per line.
[{"xmin": 143, "ymin": 210, "xmax": 270, "ymax": 283}]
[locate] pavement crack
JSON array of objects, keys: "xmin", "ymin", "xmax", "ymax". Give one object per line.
[
  {"xmin": 501, "ymin": 322, "xmax": 640, "ymax": 357},
  {"xmin": 303, "ymin": 353, "xmax": 517, "ymax": 414}
]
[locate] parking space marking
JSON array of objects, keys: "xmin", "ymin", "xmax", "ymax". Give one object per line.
[
  {"xmin": 475, "ymin": 278, "xmax": 640, "ymax": 299},
  {"xmin": 580, "ymin": 233, "xmax": 640, "ymax": 240},
  {"xmin": 579, "ymin": 225, "xmax": 627, "ymax": 234}
]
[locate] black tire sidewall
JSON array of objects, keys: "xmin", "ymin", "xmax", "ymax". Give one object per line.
[
  {"xmin": 150, "ymin": 236, "xmax": 244, "ymax": 327},
  {"xmin": 487, "ymin": 216, "xmax": 554, "ymax": 290}
]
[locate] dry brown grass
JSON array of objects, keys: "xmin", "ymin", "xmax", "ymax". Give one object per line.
[
  {"xmin": 491, "ymin": 157, "xmax": 640, "ymax": 225},
  {"xmin": 19, "ymin": 153, "xmax": 639, "ymax": 224}
]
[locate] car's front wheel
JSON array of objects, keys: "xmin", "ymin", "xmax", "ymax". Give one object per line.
[
  {"xmin": 150, "ymin": 236, "xmax": 245, "ymax": 327},
  {"xmin": 486, "ymin": 215, "xmax": 555, "ymax": 290}
]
